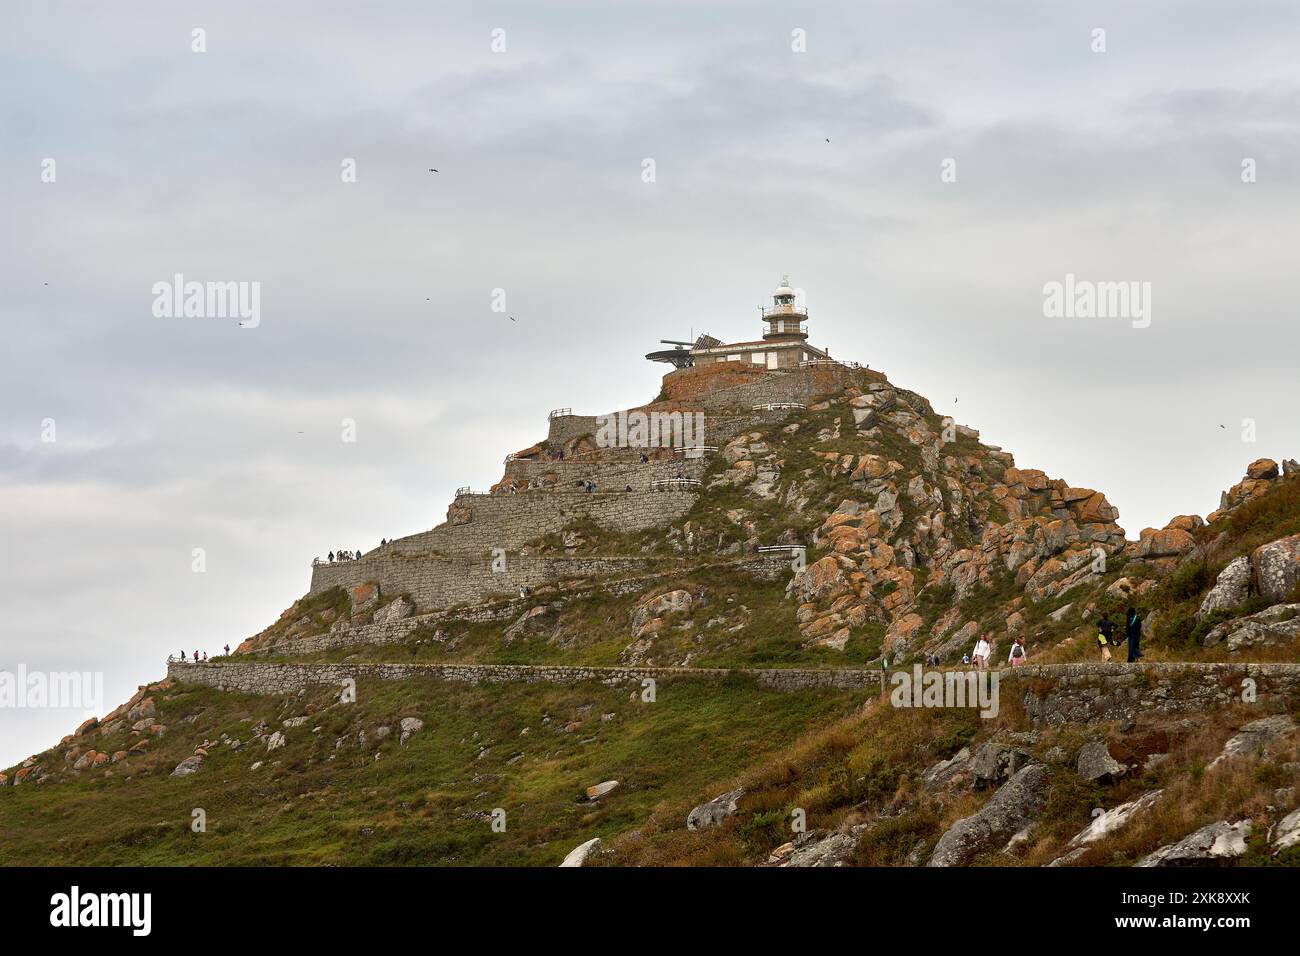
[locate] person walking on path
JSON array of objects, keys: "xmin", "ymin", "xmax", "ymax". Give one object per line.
[
  {"xmin": 1125, "ymin": 607, "xmax": 1143, "ymax": 662},
  {"xmin": 1097, "ymin": 613, "xmax": 1116, "ymax": 661},
  {"xmin": 1008, "ymin": 635, "xmax": 1027, "ymax": 667}
]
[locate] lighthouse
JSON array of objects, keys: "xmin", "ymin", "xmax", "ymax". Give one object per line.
[
  {"xmin": 645, "ymin": 275, "xmax": 833, "ymax": 371},
  {"xmin": 762, "ymin": 275, "xmax": 809, "ymax": 344}
]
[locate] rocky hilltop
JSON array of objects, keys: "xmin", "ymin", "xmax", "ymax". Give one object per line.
[{"xmin": 4, "ymin": 356, "xmax": 1300, "ymax": 868}]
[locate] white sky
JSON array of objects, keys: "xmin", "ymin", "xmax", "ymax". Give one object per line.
[{"xmin": 3, "ymin": 0, "xmax": 1299, "ymax": 766}]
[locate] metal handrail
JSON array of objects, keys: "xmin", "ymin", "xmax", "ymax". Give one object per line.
[
  {"xmin": 548, "ymin": 407, "xmax": 573, "ymax": 419},
  {"xmin": 751, "ymin": 402, "xmax": 806, "ymax": 412},
  {"xmin": 650, "ymin": 478, "xmax": 703, "ymax": 491},
  {"xmin": 800, "ymin": 359, "xmax": 863, "ymax": 370}
]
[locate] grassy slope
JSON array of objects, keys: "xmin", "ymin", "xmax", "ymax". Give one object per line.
[
  {"xmin": 0, "ymin": 676, "xmax": 867, "ymax": 866},
  {"xmin": 604, "ymin": 682, "xmax": 1300, "ymax": 867}
]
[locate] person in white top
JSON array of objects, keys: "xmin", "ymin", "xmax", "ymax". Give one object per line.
[
  {"xmin": 971, "ymin": 637, "xmax": 992, "ymax": 669},
  {"xmin": 1008, "ymin": 635, "xmax": 1027, "ymax": 666}
]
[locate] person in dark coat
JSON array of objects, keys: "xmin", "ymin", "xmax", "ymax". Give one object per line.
[{"xmin": 1125, "ymin": 607, "xmax": 1143, "ymax": 662}]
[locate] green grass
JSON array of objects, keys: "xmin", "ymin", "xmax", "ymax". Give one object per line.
[{"xmin": 0, "ymin": 677, "xmax": 865, "ymax": 866}]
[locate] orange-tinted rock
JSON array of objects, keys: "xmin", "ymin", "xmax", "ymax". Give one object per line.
[
  {"xmin": 1246, "ymin": 458, "xmax": 1279, "ymax": 480},
  {"xmin": 802, "ymin": 615, "xmax": 845, "ymax": 639},
  {"xmin": 820, "ymin": 511, "xmax": 861, "ymax": 533},
  {"xmin": 827, "ymin": 524, "xmax": 871, "ymax": 554},
  {"xmin": 1004, "ymin": 467, "xmax": 1049, "ymax": 492},
  {"xmin": 1072, "ymin": 491, "xmax": 1118, "ymax": 525},
  {"xmin": 884, "ymin": 612, "xmax": 925, "ymax": 656},
  {"xmin": 851, "ymin": 455, "xmax": 889, "ymax": 481},
  {"xmin": 795, "ymin": 556, "xmax": 850, "ymax": 602},
  {"xmin": 1129, "ymin": 527, "xmax": 1196, "ymax": 559}
]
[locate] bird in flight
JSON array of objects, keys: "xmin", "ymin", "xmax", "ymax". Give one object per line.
[
  {"xmin": 509, "ymin": 315, "xmax": 516, "ymax": 322},
  {"xmin": 428, "ymin": 168, "xmax": 439, "ymax": 173}
]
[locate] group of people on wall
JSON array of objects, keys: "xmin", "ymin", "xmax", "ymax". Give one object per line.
[
  {"xmin": 916, "ymin": 607, "xmax": 1145, "ymax": 669},
  {"xmin": 169, "ymin": 644, "xmax": 232, "ymax": 663}
]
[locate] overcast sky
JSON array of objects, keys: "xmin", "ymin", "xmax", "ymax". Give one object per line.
[{"xmin": 3, "ymin": 1, "xmax": 1299, "ymax": 767}]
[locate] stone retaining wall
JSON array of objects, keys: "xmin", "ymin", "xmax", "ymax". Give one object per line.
[
  {"xmin": 1001, "ymin": 662, "xmax": 1300, "ymax": 725},
  {"xmin": 171, "ymin": 659, "xmax": 1300, "ymax": 724},
  {"xmin": 169, "ymin": 660, "xmax": 882, "ymax": 695}
]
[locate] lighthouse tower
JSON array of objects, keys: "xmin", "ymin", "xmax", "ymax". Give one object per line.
[{"xmin": 762, "ymin": 275, "xmax": 808, "ymax": 343}]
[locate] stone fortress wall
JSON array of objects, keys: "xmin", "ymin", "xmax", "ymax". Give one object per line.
[
  {"xmin": 347, "ymin": 487, "xmax": 699, "ymax": 559},
  {"xmin": 502, "ymin": 455, "xmax": 709, "ymax": 489},
  {"xmin": 544, "ymin": 410, "xmax": 786, "ymax": 452},
  {"xmin": 310, "ymin": 553, "xmax": 668, "ymax": 612},
  {"xmin": 660, "ymin": 363, "xmax": 867, "ymax": 413},
  {"xmin": 272, "ymin": 556, "xmax": 788, "ymax": 657},
  {"xmin": 306, "ymin": 364, "xmax": 863, "ymax": 615}
]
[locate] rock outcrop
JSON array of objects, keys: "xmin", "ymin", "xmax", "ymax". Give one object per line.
[
  {"xmin": 1076, "ymin": 740, "xmax": 1126, "ymax": 783},
  {"xmin": 1049, "ymin": 789, "xmax": 1164, "ymax": 865},
  {"xmin": 686, "ymin": 788, "xmax": 745, "ymax": 831},
  {"xmin": 559, "ymin": 837, "xmax": 602, "ymax": 867},
  {"xmin": 1137, "ymin": 820, "xmax": 1251, "ymax": 866},
  {"xmin": 1197, "ymin": 556, "xmax": 1252, "ymax": 619},
  {"xmin": 928, "ymin": 764, "xmax": 1051, "ymax": 866},
  {"xmin": 1202, "ymin": 604, "xmax": 1300, "ymax": 653},
  {"xmin": 1208, "ymin": 714, "xmax": 1296, "ymax": 769},
  {"xmin": 1254, "ymin": 534, "xmax": 1300, "ymax": 603}
]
